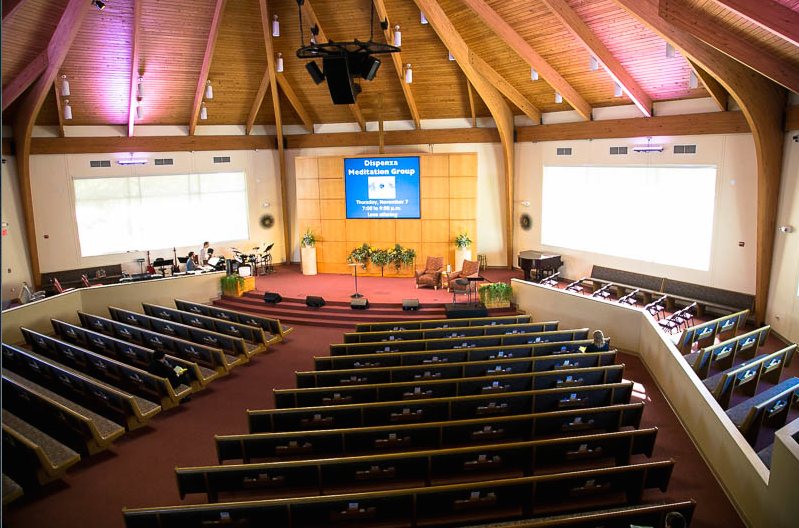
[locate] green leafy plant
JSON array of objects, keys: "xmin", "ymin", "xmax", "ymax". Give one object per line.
[
  {"xmin": 455, "ymin": 231, "xmax": 472, "ymax": 250},
  {"xmin": 388, "ymin": 244, "xmax": 416, "ymax": 270},
  {"xmin": 479, "ymin": 282, "xmax": 512, "ymax": 305},
  {"xmin": 347, "ymin": 243, "xmax": 373, "ymax": 269},
  {"xmin": 370, "ymin": 248, "xmax": 390, "ymax": 276},
  {"xmin": 401, "ymin": 247, "xmax": 416, "ymax": 268},
  {"xmin": 300, "ymin": 227, "xmax": 316, "ymax": 248},
  {"xmin": 220, "ymin": 274, "xmax": 245, "ymax": 296}
]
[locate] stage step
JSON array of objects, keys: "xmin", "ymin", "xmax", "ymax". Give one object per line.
[{"xmin": 213, "ymin": 294, "xmax": 520, "ymax": 329}]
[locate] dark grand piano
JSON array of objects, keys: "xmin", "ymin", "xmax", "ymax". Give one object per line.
[{"xmin": 518, "ymin": 250, "xmax": 563, "ymax": 282}]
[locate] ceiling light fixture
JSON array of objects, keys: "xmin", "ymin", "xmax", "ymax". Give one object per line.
[
  {"xmin": 205, "ymin": 79, "xmax": 213, "ymax": 99},
  {"xmin": 448, "ymin": 51, "xmax": 455, "ymax": 61},
  {"xmin": 666, "ymin": 43, "xmax": 675, "ymax": 58},
  {"xmin": 530, "ymin": 67, "xmax": 538, "ymax": 81},
  {"xmin": 276, "ymin": 53, "xmax": 284, "ymax": 73},
  {"xmin": 272, "ymin": 15, "xmax": 279, "ymax": 37},
  {"xmin": 689, "ymin": 70, "xmax": 698, "ymax": 89},
  {"xmin": 393, "ymin": 25, "xmax": 401, "ymax": 47},
  {"xmin": 91, "ymin": 0, "xmax": 105, "ymax": 10},
  {"xmin": 589, "ymin": 56, "xmax": 598, "ymax": 71},
  {"xmin": 137, "ymin": 77, "xmax": 145, "ymax": 98},
  {"xmin": 117, "ymin": 159, "xmax": 148, "ymax": 165},
  {"xmin": 421, "ymin": 11, "xmax": 428, "ymax": 24},
  {"xmin": 405, "ymin": 63, "xmax": 412, "ymax": 84},
  {"xmin": 555, "ymin": 91, "xmax": 562, "ymax": 104},
  {"xmin": 200, "ymin": 102, "xmax": 207, "ymax": 120},
  {"xmin": 633, "ymin": 137, "xmax": 664, "ymax": 153},
  {"xmin": 136, "ymin": 104, "xmax": 143, "ymax": 120},
  {"xmin": 613, "ymin": 82, "xmax": 622, "ymax": 97},
  {"xmin": 60, "ymin": 75, "xmax": 70, "ymax": 96},
  {"xmin": 63, "ymin": 100, "xmax": 72, "ymax": 120}
]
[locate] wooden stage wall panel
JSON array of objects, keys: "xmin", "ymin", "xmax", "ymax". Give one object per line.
[{"xmin": 296, "ymin": 154, "xmax": 478, "ymax": 275}]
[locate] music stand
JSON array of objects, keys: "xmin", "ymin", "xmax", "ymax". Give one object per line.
[
  {"xmin": 263, "ymin": 243, "xmax": 275, "ymax": 274},
  {"xmin": 348, "ymin": 263, "xmax": 363, "ymax": 298},
  {"xmin": 153, "ymin": 258, "xmax": 173, "ymax": 276}
]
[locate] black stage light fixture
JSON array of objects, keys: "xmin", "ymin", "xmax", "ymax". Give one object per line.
[
  {"xmin": 305, "ymin": 61, "xmax": 325, "ymax": 85},
  {"xmin": 92, "ymin": 0, "xmax": 106, "ymax": 9},
  {"xmin": 353, "ymin": 53, "xmax": 381, "ymax": 82}
]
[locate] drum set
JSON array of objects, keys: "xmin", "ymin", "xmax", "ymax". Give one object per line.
[{"xmin": 230, "ymin": 243, "xmax": 274, "ymax": 276}]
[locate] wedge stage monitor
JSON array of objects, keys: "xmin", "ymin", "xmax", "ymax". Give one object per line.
[{"xmin": 345, "ymin": 157, "xmax": 421, "ymax": 219}]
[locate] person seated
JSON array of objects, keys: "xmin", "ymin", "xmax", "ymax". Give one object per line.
[
  {"xmin": 664, "ymin": 511, "xmax": 686, "ymax": 528},
  {"xmin": 185, "ymin": 251, "xmax": 196, "ymax": 272},
  {"xmin": 587, "ymin": 329, "xmax": 610, "ymax": 351},
  {"xmin": 146, "ymin": 350, "xmax": 191, "ymax": 401}
]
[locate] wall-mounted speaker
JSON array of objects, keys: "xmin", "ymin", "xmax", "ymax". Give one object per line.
[
  {"xmin": 520, "ymin": 214, "xmax": 532, "ymax": 231},
  {"xmin": 260, "ymin": 214, "xmax": 274, "ymax": 229}
]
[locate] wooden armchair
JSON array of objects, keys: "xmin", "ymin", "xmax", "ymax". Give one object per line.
[
  {"xmin": 415, "ymin": 256, "xmax": 443, "ymax": 290},
  {"xmin": 447, "ymin": 259, "xmax": 480, "ymax": 291}
]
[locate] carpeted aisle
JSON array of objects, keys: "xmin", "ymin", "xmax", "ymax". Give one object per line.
[{"xmin": 2, "ymin": 323, "xmax": 745, "ymax": 528}]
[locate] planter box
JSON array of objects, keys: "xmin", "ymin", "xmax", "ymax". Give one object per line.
[
  {"xmin": 222, "ymin": 276, "xmax": 256, "ymax": 298},
  {"xmin": 484, "ymin": 301, "xmax": 511, "ymax": 309}
]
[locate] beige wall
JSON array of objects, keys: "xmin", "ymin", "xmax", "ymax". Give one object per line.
[
  {"xmin": 513, "ymin": 133, "xmax": 758, "ymax": 294},
  {"xmin": 25, "ymin": 149, "xmax": 285, "ymax": 277},
  {"xmin": 1, "ymin": 155, "xmax": 34, "ymax": 300},
  {"xmin": 512, "ymin": 279, "xmax": 799, "ymax": 528},
  {"xmin": 765, "ymin": 132, "xmax": 799, "ymax": 343}
]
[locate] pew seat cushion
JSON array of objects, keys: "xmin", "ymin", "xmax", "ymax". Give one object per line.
[
  {"xmin": 3, "ymin": 410, "xmax": 81, "ymax": 470},
  {"xmin": 2, "ymin": 474, "xmax": 23, "ymax": 505},
  {"xmin": 725, "ymin": 378, "xmax": 799, "ymax": 428}
]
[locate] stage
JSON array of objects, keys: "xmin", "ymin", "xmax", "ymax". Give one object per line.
[{"xmin": 214, "ymin": 264, "xmax": 523, "ymax": 328}]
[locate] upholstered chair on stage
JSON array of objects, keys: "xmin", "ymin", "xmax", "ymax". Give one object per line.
[
  {"xmin": 415, "ymin": 256, "xmax": 444, "ymax": 290},
  {"xmin": 447, "ymin": 259, "xmax": 480, "ymax": 291}
]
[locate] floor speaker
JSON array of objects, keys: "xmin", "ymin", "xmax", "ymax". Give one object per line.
[
  {"xmin": 263, "ymin": 292, "xmax": 282, "ymax": 304},
  {"xmin": 402, "ymin": 299, "xmax": 420, "ymax": 311},
  {"xmin": 351, "ymin": 297, "xmax": 369, "ymax": 310},
  {"xmin": 306, "ymin": 295, "xmax": 326, "ymax": 308}
]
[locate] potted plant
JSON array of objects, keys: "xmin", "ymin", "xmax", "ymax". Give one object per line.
[
  {"xmin": 386, "ymin": 244, "xmax": 416, "ymax": 276},
  {"xmin": 300, "ymin": 227, "xmax": 317, "ymax": 275},
  {"xmin": 370, "ymin": 248, "xmax": 390, "ymax": 276},
  {"xmin": 347, "ymin": 243, "xmax": 373, "ymax": 271},
  {"xmin": 479, "ymin": 282, "xmax": 512, "ymax": 308},
  {"xmin": 220, "ymin": 274, "xmax": 245, "ymax": 297},
  {"xmin": 454, "ymin": 231, "xmax": 473, "ymax": 272}
]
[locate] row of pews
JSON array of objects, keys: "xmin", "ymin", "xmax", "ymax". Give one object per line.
[
  {"xmin": 122, "ymin": 313, "xmax": 697, "ymax": 528},
  {"xmin": 1, "ymin": 299, "xmax": 291, "ymax": 506}
]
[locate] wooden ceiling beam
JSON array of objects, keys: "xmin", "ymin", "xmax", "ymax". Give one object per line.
[
  {"xmin": 687, "ymin": 59, "xmax": 728, "ymax": 111},
  {"xmin": 615, "ymin": 0, "xmax": 788, "ymax": 331},
  {"xmin": 127, "ymin": 0, "xmax": 142, "ymax": 137},
  {"xmin": 53, "ymin": 82, "xmax": 65, "ymax": 137},
  {"xmin": 461, "ymin": 0, "xmax": 590, "ymax": 121},
  {"xmin": 12, "ymin": 0, "xmax": 91, "ymax": 287},
  {"xmin": 300, "ymin": 0, "xmax": 367, "ymax": 131},
  {"xmin": 540, "ymin": 0, "xmax": 652, "ymax": 117},
  {"xmin": 259, "ymin": 0, "xmax": 290, "ymax": 261},
  {"xmin": 27, "ymin": 135, "xmax": 277, "ymax": 155},
  {"xmin": 276, "ymin": 72, "xmax": 314, "ymax": 134},
  {"xmin": 468, "ymin": 49, "xmax": 541, "ymax": 123},
  {"xmin": 246, "ymin": 71, "xmax": 270, "ymax": 135},
  {"xmin": 709, "ymin": 0, "xmax": 799, "ymax": 48},
  {"xmin": 467, "ymin": 80, "xmax": 477, "ymax": 127},
  {"xmin": 413, "ymin": 0, "xmax": 516, "ymax": 269},
  {"xmin": 2, "ymin": 49, "xmax": 47, "ymax": 110},
  {"xmin": 786, "ymin": 105, "xmax": 799, "ymax": 132},
  {"xmin": 373, "ymin": 0, "xmax": 421, "ymax": 129},
  {"xmin": 658, "ymin": 0, "xmax": 799, "ymax": 94},
  {"xmin": 188, "ymin": 0, "xmax": 227, "ymax": 136},
  {"xmin": 2, "ymin": 0, "xmax": 28, "ymax": 23}
]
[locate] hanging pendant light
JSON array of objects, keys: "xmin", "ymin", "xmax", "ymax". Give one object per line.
[
  {"xmin": 613, "ymin": 82, "xmax": 622, "ymax": 97},
  {"xmin": 63, "ymin": 100, "xmax": 72, "ymax": 120},
  {"xmin": 393, "ymin": 25, "xmax": 401, "ymax": 47},
  {"xmin": 61, "ymin": 75, "xmax": 70, "ymax": 96},
  {"xmin": 589, "ymin": 56, "xmax": 598, "ymax": 71},
  {"xmin": 405, "ymin": 64, "xmax": 412, "ymax": 84},
  {"xmin": 272, "ymin": 15, "xmax": 279, "ymax": 37},
  {"xmin": 554, "ymin": 91, "xmax": 562, "ymax": 104},
  {"xmin": 421, "ymin": 11, "xmax": 427, "ymax": 24},
  {"xmin": 530, "ymin": 67, "xmax": 538, "ymax": 81},
  {"xmin": 200, "ymin": 102, "xmax": 207, "ymax": 120},
  {"xmin": 137, "ymin": 77, "xmax": 145, "ymax": 98},
  {"xmin": 205, "ymin": 79, "xmax": 213, "ymax": 99},
  {"xmin": 448, "ymin": 51, "xmax": 455, "ymax": 61},
  {"xmin": 666, "ymin": 43, "xmax": 675, "ymax": 58},
  {"xmin": 136, "ymin": 103, "xmax": 143, "ymax": 120},
  {"xmin": 689, "ymin": 70, "xmax": 698, "ymax": 89},
  {"xmin": 276, "ymin": 53, "xmax": 284, "ymax": 73}
]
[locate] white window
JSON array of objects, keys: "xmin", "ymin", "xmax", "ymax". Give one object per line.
[
  {"xmin": 541, "ymin": 165, "xmax": 717, "ymax": 270},
  {"xmin": 74, "ymin": 172, "xmax": 249, "ymax": 257}
]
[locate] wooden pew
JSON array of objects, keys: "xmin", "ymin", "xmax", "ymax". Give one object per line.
[
  {"xmin": 316, "ymin": 339, "xmax": 604, "ymax": 371},
  {"xmin": 703, "ymin": 345, "xmax": 796, "ymax": 410},
  {"xmin": 2, "ymin": 371, "xmax": 125, "ymax": 455},
  {"xmin": 683, "ymin": 326, "xmax": 770, "ymax": 379},
  {"xmin": 21, "ymin": 328, "xmax": 192, "ymax": 411},
  {"xmin": 2, "ymin": 410, "xmax": 81, "ymax": 486},
  {"xmin": 330, "ymin": 328, "xmax": 591, "ymax": 356},
  {"xmin": 675, "ymin": 309, "xmax": 749, "ymax": 354},
  {"xmin": 175, "ymin": 298, "xmax": 292, "ymax": 342},
  {"xmin": 143, "ymin": 303, "xmax": 270, "ymax": 355},
  {"xmin": 1, "ymin": 343, "xmax": 161, "ymax": 431},
  {"xmin": 354, "ymin": 314, "xmax": 533, "ymax": 333},
  {"xmin": 725, "ymin": 377, "xmax": 799, "ymax": 445},
  {"xmin": 79, "ymin": 311, "xmax": 243, "ymax": 375},
  {"xmin": 274, "ymin": 364, "xmax": 626, "ymax": 408},
  {"xmin": 215, "ymin": 402, "xmax": 645, "ymax": 463},
  {"xmin": 52, "ymin": 319, "xmax": 218, "ymax": 390},
  {"xmin": 249, "ymin": 382, "xmax": 633, "ymax": 433},
  {"xmin": 297, "ymin": 351, "xmax": 618, "ymax": 388},
  {"xmin": 123, "ymin": 459, "xmax": 674, "ymax": 527},
  {"xmin": 109, "ymin": 306, "xmax": 255, "ymax": 362},
  {"xmin": 343, "ymin": 321, "xmax": 560, "ymax": 344},
  {"xmin": 2, "ymin": 474, "xmax": 24, "ymax": 506},
  {"xmin": 177, "ymin": 427, "xmax": 658, "ymax": 502}
]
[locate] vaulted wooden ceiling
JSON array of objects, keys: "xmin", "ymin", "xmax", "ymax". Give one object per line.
[{"xmin": 4, "ymin": 0, "xmax": 796, "ymax": 131}]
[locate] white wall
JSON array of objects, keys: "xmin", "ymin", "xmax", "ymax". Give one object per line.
[
  {"xmin": 26, "ymin": 149, "xmax": 285, "ymax": 276},
  {"xmin": 1, "ymin": 155, "xmax": 34, "ymax": 300},
  {"xmin": 765, "ymin": 131, "xmax": 799, "ymax": 342},
  {"xmin": 513, "ymin": 133, "xmax": 758, "ymax": 294}
]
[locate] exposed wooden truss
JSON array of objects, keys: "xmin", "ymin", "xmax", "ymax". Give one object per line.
[
  {"xmin": 687, "ymin": 59, "xmax": 728, "ymax": 111},
  {"xmin": 246, "ymin": 72, "xmax": 271, "ymax": 135},
  {"xmin": 709, "ymin": 0, "xmax": 799, "ymax": 48},
  {"xmin": 540, "ymin": 0, "xmax": 652, "ymax": 117},
  {"xmin": 127, "ymin": 0, "xmax": 142, "ymax": 137},
  {"xmin": 467, "ymin": 79, "xmax": 477, "ymax": 127},
  {"xmin": 1, "ymin": 0, "xmax": 27, "ymax": 23},
  {"xmin": 53, "ymin": 81, "xmax": 65, "ymax": 137},
  {"xmin": 2, "ymin": 49, "xmax": 47, "ymax": 110},
  {"xmin": 276, "ymin": 73, "xmax": 314, "ymax": 134},
  {"xmin": 188, "ymin": 0, "xmax": 227, "ymax": 136},
  {"xmin": 461, "ymin": 0, "xmax": 591, "ymax": 121}
]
